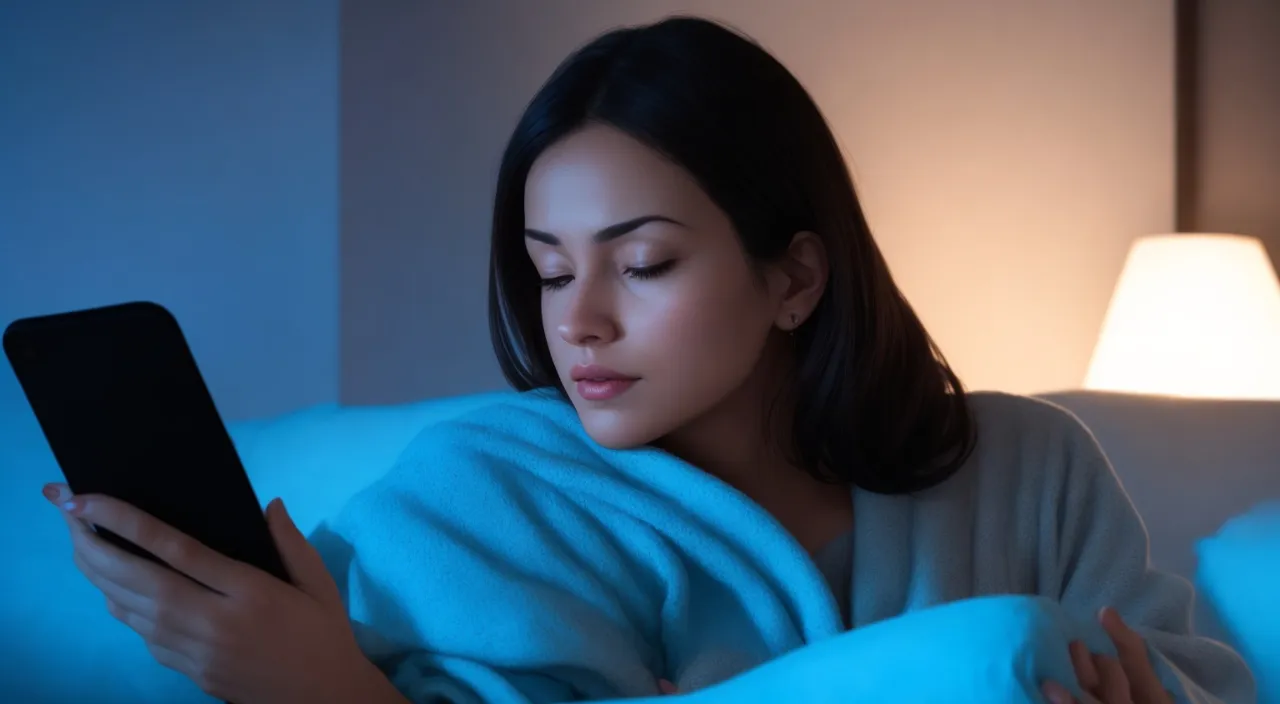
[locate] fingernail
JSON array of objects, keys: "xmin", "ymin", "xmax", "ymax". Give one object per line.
[
  {"xmin": 42, "ymin": 484, "xmax": 60, "ymax": 503},
  {"xmin": 1043, "ymin": 682, "xmax": 1072, "ymax": 704},
  {"xmin": 61, "ymin": 498, "xmax": 83, "ymax": 515},
  {"xmin": 1099, "ymin": 606, "xmax": 1124, "ymax": 628}
]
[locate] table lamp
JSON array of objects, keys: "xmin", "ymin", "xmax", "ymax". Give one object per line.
[{"xmin": 1084, "ymin": 233, "xmax": 1280, "ymax": 400}]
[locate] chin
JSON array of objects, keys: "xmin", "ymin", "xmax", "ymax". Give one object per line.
[{"xmin": 575, "ymin": 405, "xmax": 666, "ymax": 450}]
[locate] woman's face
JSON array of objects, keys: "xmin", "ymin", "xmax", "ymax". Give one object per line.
[{"xmin": 523, "ymin": 124, "xmax": 785, "ymax": 449}]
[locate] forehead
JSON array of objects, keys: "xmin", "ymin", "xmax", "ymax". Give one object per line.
[{"xmin": 524, "ymin": 124, "xmax": 707, "ymax": 232}]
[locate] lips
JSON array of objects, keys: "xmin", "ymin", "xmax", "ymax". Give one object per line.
[
  {"xmin": 570, "ymin": 364, "xmax": 634, "ymax": 382},
  {"xmin": 570, "ymin": 365, "xmax": 638, "ymax": 401}
]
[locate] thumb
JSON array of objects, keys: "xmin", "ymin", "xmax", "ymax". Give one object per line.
[{"xmin": 266, "ymin": 498, "xmax": 342, "ymax": 607}]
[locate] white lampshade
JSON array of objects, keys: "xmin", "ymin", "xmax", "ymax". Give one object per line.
[{"xmin": 1084, "ymin": 233, "xmax": 1280, "ymax": 400}]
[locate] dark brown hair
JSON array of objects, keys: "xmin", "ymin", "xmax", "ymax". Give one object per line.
[{"xmin": 488, "ymin": 17, "xmax": 974, "ymax": 494}]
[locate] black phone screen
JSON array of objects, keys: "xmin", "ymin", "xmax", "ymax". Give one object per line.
[{"xmin": 3, "ymin": 301, "xmax": 290, "ymax": 585}]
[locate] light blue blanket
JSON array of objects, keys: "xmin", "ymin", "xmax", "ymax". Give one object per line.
[{"xmin": 312, "ymin": 389, "xmax": 1115, "ymax": 703}]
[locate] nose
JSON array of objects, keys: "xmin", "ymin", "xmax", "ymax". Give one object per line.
[{"xmin": 556, "ymin": 279, "xmax": 620, "ymax": 347}]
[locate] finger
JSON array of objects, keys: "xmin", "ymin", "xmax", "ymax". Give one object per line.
[
  {"xmin": 50, "ymin": 486, "xmax": 96, "ymax": 541},
  {"xmin": 65, "ymin": 506, "xmax": 207, "ymax": 601},
  {"xmin": 128, "ymin": 618, "xmax": 206, "ymax": 690},
  {"xmin": 43, "ymin": 482, "xmax": 76, "ymax": 510},
  {"xmin": 65, "ymin": 509, "xmax": 219, "ymax": 640},
  {"xmin": 65, "ymin": 492, "xmax": 252, "ymax": 595},
  {"xmin": 1042, "ymin": 681, "xmax": 1079, "ymax": 704},
  {"xmin": 105, "ymin": 596, "xmax": 205, "ymax": 657},
  {"xmin": 265, "ymin": 498, "xmax": 340, "ymax": 605},
  {"xmin": 106, "ymin": 599, "xmax": 211, "ymax": 691},
  {"xmin": 77, "ymin": 548, "xmax": 157, "ymax": 616},
  {"xmin": 76, "ymin": 547, "xmax": 212, "ymax": 642},
  {"xmin": 1100, "ymin": 608, "xmax": 1169, "ymax": 704},
  {"xmin": 147, "ymin": 641, "xmax": 200, "ymax": 681},
  {"xmin": 58, "ymin": 502, "xmax": 94, "ymax": 537},
  {"xmin": 1070, "ymin": 640, "xmax": 1101, "ymax": 694},
  {"xmin": 145, "ymin": 640, "xmax": 236, "ymax": 704},
  {"xmin": 1094, "ymin": 654, "xmax": 1134, "ymax": 704}
]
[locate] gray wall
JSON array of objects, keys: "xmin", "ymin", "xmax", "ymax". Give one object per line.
[
  {"xmin": 0, "ymin": 1, "xmax": 341, "ymax": 422},
  {"xmin": 339, "ymin": 0, "xmax": 1176, "ymax": 406},
  {"xmin": 1185, "ymin": 0, "xmax": 1280, "ymax": 274}
]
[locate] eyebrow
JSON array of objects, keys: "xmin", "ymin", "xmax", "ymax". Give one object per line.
[{"xmin": 524, "ymin": 215, "xmax": 685, "ymax": 246}]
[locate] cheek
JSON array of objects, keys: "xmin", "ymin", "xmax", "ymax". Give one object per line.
[
  {"xmin": 638, "ymin": 272, "xmax": 773, "ymax": 383},
  {"xmin": 541, "ymin": 295, "xmax": 567, "ymax": 367}
]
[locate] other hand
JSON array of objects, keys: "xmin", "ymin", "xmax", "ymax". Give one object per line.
[
  {"xmin": 44, "ymin": 483, "xmax": 383, "ymax": 704},
  {"xmin": 1041, "ymin": 607, "xmax": 1175, "ymax": 704}
]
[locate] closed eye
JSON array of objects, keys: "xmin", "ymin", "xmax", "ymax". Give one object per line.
[
  {"xmin": 540, "ymin": 275, "xmax": 573, "ymax": 291},
  {"xmin": 539, "ymin": 260, "xmax": 677, "ymax": 292},
  {"xmin": 625, "ymin": 260, "xmax": 676, "ymax": 280}
]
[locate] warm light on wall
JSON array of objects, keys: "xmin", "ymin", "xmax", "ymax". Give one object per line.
[{"xmin": 1084, "ymin": 233, "xmax": 1280, "ymax": 400}]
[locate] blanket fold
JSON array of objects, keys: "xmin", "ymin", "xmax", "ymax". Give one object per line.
[{"xmin": 312, "ymin": 389, "xmax": 1254, "ymax": 703}]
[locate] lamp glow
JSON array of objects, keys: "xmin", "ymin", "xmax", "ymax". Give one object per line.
[{"xmin": 1084, "ymin": 233, "xmax": 1280, "ymax": 400}]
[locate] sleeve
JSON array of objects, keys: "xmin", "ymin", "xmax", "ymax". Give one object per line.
[{"xmin": 1050, "ymin": 420, "xmax": 1257, "ymax": 704}]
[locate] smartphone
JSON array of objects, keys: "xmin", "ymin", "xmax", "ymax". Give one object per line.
[{"xmin": 4, "ymin": 301, "xmax": 291, "ymax": 586}]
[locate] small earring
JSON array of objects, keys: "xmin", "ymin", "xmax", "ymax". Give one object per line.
[{"xmin": 788, "ymin": 313, "xmax": 799, "ymax": 333}]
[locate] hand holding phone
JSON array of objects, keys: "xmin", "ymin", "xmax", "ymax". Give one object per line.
[
  {"xmin": 6, "ymin": 302, "xmax": 392, "ymax": 703},
  {"xmin": 4, "ymin": 301, "xmax": 287, "ymax": 579},
  {"xmin": 42, "ymin": 481, "xmax": 387, "ymax": 704}
]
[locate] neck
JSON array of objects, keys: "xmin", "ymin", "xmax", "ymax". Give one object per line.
[
  {"xmin": 655, "ymin": 339, "xmax": 792, "ymax": 492},
  {"xmin": 653, "ymin": 337, "xmax": 853, "ymax": 552}
]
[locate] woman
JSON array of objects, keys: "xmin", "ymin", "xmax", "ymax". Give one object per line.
[{"xmin": 44, "ymin": 16, "xmax": 1253, "ymax": 704}]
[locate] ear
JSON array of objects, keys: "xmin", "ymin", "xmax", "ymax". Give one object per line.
[{"xmin": 765, "ymin": 231, "xmax": 829, "ymax": 332}]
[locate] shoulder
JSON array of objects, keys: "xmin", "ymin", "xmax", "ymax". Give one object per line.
[
  {"xmin": 961, "ymin": 391, "xmax": 1112, "ymax": 493},
  {"xmin": 950, "ymin": 394, "xmax": 1134, "ymax": 589},
  {"xmin": 967, "ymin": 391, "xmax": 1104, "ymax": 457}
]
